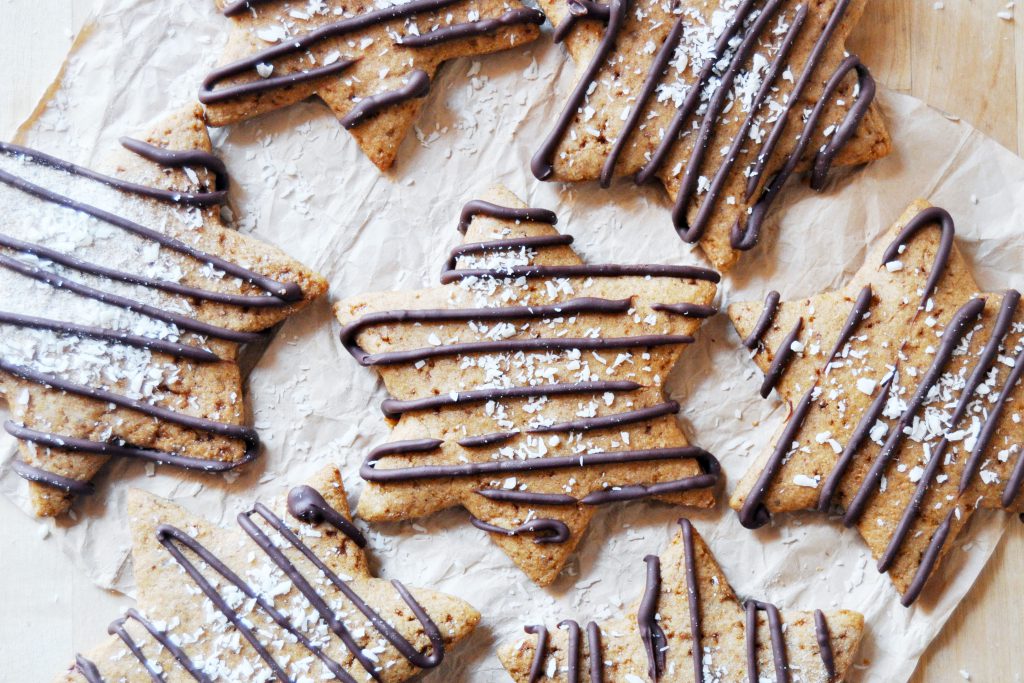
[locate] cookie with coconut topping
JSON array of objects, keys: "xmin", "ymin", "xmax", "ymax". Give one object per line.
[
  {"xmin": 335, "ymin": 185, "xmax": 723, "ymax": 585},
  {"xmin": 201, "ymin": 0, "xmax": 545, "ymax": 170},
  {"xmin": 532, "ymin": 0, "xmax": 891, "ymax": 271},
  {"xmin": 729, "ymin": 201, "xmax": 1024, "ymax": 606},
  {"xmin": 58, "ymin": 465, "xmax": 480, "ymax": 682},
  {"xmin": 0, "ymin": 105, "xmax": 327, "ymax": 517},
  {"xmin": 499, "ymin": 518, "xmax": 865, "ymax": 682}
]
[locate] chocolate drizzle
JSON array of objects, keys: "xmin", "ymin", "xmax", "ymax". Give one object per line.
[
  {"xmin": 525, "ymin": 624, "xmax": 548, "ymax": 683},
  {"xmin": 0, "ymin": 139, "xmax": 305, "ymax": 495},
  {"xmin": 743, "ymin": 290, "xmax": 781, "ymax": 349},
  {"xmin": 287, "ymin": 484, "xmax": 367, "ymax": 547},
  {"xmin": 745, "ymin": 600, "xmax": 790, "ymax": 682},
  {"xmin": 558, "ymin": 620, "xmax": 581, "ymax": 683},
  {"xmin": 815, "ymin": 609, "xmax": 836, "ymax": 680},
  {"xmin": 680, "ymin": 517, "xmax": 703, "ymax": 682},
  {"xmin": 469, "ymin": 514, "xmax": 571, "ymax": 544},
  {"xmin": 637, "ymin": 554, "xmax": 667, "ymax": 679},
  {"xmin": 398, "ymin": 8, "xmax": 545, "ymax": 47},
  {"xmin": 457, "ymin": 199, "xmax": 558, "ymax": 234},
  {"xmin": 879, "ymin": 206, "xmax": 956, "ymax": 308},
  {"xmin": 339, "ymin": 70, "xmax": 431, "ymax": 129},
  {"xmin": 75, "ymin": 486, "xmax": 446, "ymax": 680},
  {"xmin": 759, "ymin": 317, "xmax": 802, "ymax": 398}
]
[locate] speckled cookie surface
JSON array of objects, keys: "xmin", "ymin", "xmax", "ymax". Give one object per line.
[
  {"xmin": 335, "ymin": 185, "xmax": 722, "ymax": 586},
  {"xmin": 201, "ymin": 0, "xmax": 544, "ymax": 170},
  {"xmin": 498, "ymin": 518, "xmax": 864, "ymax": 682},
  {"xmin": 729, "ymin": 201, "xmax": 1024, "ymax": 606},
  {"xmin": 56, "ymin": 465, "xmax": 480, "ymax": 682},
  {"xmin": 533, "ymin": 0, "xmax": 891, "ymax": 271},
  {"xmin": 0, "ymin": 105, "xmax": 327, "ymax": 517}
]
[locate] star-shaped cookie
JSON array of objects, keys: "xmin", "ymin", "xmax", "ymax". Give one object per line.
[
  {"xmin": 532, "ymin": 0, "xmax": 891, "ymax": 271},
  {"xmin": 0, "ymin": 105, "xmax": 327, "ymax": 517},
  {"xmin": 729, "ymin": 201, "xmax": 1024, "ymax": 605},
  {"xmin": 335, "ymin": 186, "xmax": 722, "ymax": 585},
  {"xmin": 201, "ymin": 0, "xmax": 544, "ymax": 170},
  {"xmin": 57, "ymin": 465, "xmax": 480, "ymax": 682},
  {"xmin": 499, "ymin": 518, "xmax": 864, "ymax": 682}
]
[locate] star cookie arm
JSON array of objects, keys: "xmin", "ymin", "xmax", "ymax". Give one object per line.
[
  {"xmin": 498, "ymin": 519, "xmax": 865, "ymax": 682},
  {"xmin": 0, "ymin": 105, "xmax": 327, "ymax": 517},
  {"xmin": 59, "ymin": 466, "xmax": 479, "ymax": 682}
]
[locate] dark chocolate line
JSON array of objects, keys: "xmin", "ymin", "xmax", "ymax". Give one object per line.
[
  {"xmin": 746, "ymin": 600, "xmax": 790, "ymax": 683},
  {"xmin": 999, "ymin": 346, "xmax": 1024, "ymax": 508},
  {"xmin": 74, "ymin": 656, "xmax": 105, "ymax": 683},
  {"xmin": 474, "ymin": 488, "xmax": 578, "ymax": 505},
  {"xmin": 826, "ymin": 285, "xmax": 874, "ymax": 363},
  {"xmin": 637, "ymin": 554, "xmax": 667, "ymax": 680},
  {"xmin": 879, "ymin": 207, "xmax": 956, "ymax": 311},
  {"xmin": 809, "ymin": 58, "xmax": 878, "ymax": 191},
  {"xmin": 107, "ymin": 608, "xmax": 208, "ymax": 682},
  {"xmin": 743, "ymin": 291, "xmax": 781, "ymax": 350},
  {"xmin": 901, "ymin": 508, "xmax": 955, "ymax": 606},
  {"xmin": 469, "ymin": 514, "xmax": 571, "ymax": 544},
  {"xmin": 651, "ymin": 302, "xmax": 718, "ymax": 319},
  {"xmin": 457, "ymin": 199, "xmax": 558, "ymax": 234},
  {"xmin": 759, "ymin": 317, "xmax": 803, "ymax": 398},
  {"xmin": 440, "ymin": 262, "xmax": 722, "ymax": 285},
  {"xmin": 531, "ymin": 0, "xmax": 628, "ymax": 181},
  {"xmin": 9, "ymin": 459, "xmax": 95, "ymax": 496},
  {"xmin": 444, "ymin": 234, "xmax": 573, "ymax": 274},
  {"xmin": 380, "ymin": 380, "xmax": 641, "ymax": 419},
  {"xmin": 528, "ymin": 401, "xmax": 680, "ymax": 435},
  {"xmin": 680, "ymin": 517, "xmax": 703, "ymax": 683},
  {"xmin": 0, "ymin": 311, "xmax": 220, "ymax": 363},
  {"xmin": 340, "ymin": 69, "xmax": 431, "ymax": 129},
  {"xmin": 579, "ymin": 451, "xmax": 720, "ymax": 505},
  {"xmin": 459, "ymin": 431, "xmax": 519, "ymax": 448},
  {"xmin": 815, "ymin": 609, "xmax": 836, "ymax": 681},
  {"xmin": 586, "ymin": 621, "xmax": 604, "ymax": 683},
  {"xmin": 201, "ymin": 59, "xmax": 358, "ymax": 105},
  {"xmin": 558, "ymin": 620, "xmax": 581, "ymax": 683},
  {"xmin": 843, "ymin": 298, "xmax": 986, "ymax": 526},
  {"xmin": 525, "ymin": 624, "xmax": 548, "ymax": 683},
  {"xmin": 552, "ymin": 0, "xmax": 610, "ymax": 43},
  {"xmin": 287, "ymin": 484, "xmax": 367, "ymax": 547},
  {"xmin": 398, "ymin": 8, "xmax": 545, "ymax": 48}
]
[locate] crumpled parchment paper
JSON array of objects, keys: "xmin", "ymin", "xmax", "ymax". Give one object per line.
[{"xmin": 2, "ymin": 0, "xmax": 1023, "ymax": 680}]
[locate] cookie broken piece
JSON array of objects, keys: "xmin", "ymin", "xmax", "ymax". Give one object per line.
[
  {"xmin": 729, "ymin": 201, "xmax": 1024, "ymax": 606},
  {"xmin": 335, "ymin": 186, "xmax": 722, "ymax": 586},
  {"xmin": 201, "ymin": 0, "xmax": 544, "ymax": 170},
  {"xmin": 499, "ymin": 518, "xmax": 864, "ymax": 682},
  {"xmin": 58, "ymin": 465, "xmax": 480, "ymax": 682},
  {"xmin": 533, "ymin": 0, "xmax": 891, "ymax": 271},
  {"xmin": 0, "ymin": 105, "xmax": 327, "ymax": 517}
]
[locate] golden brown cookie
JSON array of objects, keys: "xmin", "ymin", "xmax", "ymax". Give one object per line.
[
  {"xmin": 335, "ymin": 186, "xmax": 722, "ymax": 586},
  {"xmin": 532, "ymin": 0, "xmax": 891, "ymax": 272},
  {"xmin": 499, "ymin": 518, "xmax": 864, "ymax": 682},
  {"xmin": 201, "ymin": 0, "xmax": 544, "ymax": 170},
  {"xmin": 729, "ymin": 201, "xmax": 1024, "ymax": 605},
  {"xmin": 56, "ymin": 465, "xmax": 480, "ymax": 682},
  {"xmin": 0, "ymin": 105, "xmax": 327, "ymax": 517}
]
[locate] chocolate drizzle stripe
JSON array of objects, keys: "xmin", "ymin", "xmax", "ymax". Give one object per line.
[
  {"xmin": 457, "ymin": 200, "xmax": 558, "ymax": 234},
  {"xmin": 637, "ymin": 554, "xmax": 667, "ymax": 680},
  {"xmin": 287, "ymin": 484, "xmax": 367, "ymax": 547},
  {"xmin": 1, "ymin": 139, "xmax": 227, "ymax": 207},
  {"xmin": 734, "ymin": 56, "xmax": 874, "ymax": 251},
  {"xmin": 814, "ymin": 609, "xmax": 836, "ymax": 681},
  {"xmin": 531, "ymin": 0, "xmax": 628, "ymax": 181},
  {"xmin": 843, "ymin": 297, "xmax": 986, "ymax": 527},
  {"xmin": 340, "ymin": 70, "xmax": 431, "ymax": 129},
  {"xmin": 879, "ymin": 292, "xmax": 1021, "ymax": 572},
  {"xmin": 202, "ymin": 59, "xmax": 357, "ymax": 105},
  {"xmin": 440, "ymin": 262, "xmax": 722, "ymax": 285},
  {"xmin": 672, "ymin": 0, "xmax": 787, "ymax": 239},
  {"xmin": 809, "ymin": 61, "xmax": 877, "ymax": 191},
  {"xmin": 879, "ymin": 207, "xmax": 956, "ymax": 310},
  {"xmin": 598, "ymin": 16, "xmax": 684, "ymax": 187},
  {"xmin": 816, "ymin": 374, "xmax": 895, "ymax": 512},
  {"xmin": 579, "ymin": 452, "xmax": 720, "ymax": 505},
  {"xmin": 743, "ymin": 291, "xmax": 781, "ymax": 349},
  {"xmin": 743, "ymin": 0, "xmax": 853, "ymax": 199},
  {"xmin": 525, "ymin": 624, "xmax": 548, "ymax": 683},
  {"xmin": 650, "ymin": 302, "xmax": 718, "ymax": 319},
  {"xmin": 826, "ymin": 285, "xmax": 874, "ymax": 363},
  {"xmin": 746, "ymin": 600, "xmax": 790, "ymax": 683},
  {"xmin": 397, "ymin": 8, "xmax": 545, "ymax": 47},
  {"xmin": 74, "ymin": 656, "xmax": 105, "ymax": 683},
  {"xmin": 528, "ymin": 400, "xmax": 680, "ymax": 435},
  {"xmin": 675, "ymin": 518, "xmax": 703, "ymax": 682},
  {"xmin": 469, "ymin": 514, "xmax": 571, "ymax": 544},
  {"xmin": 901, "ymin": 508, "xmax": 955, "ymax": 606},
  {"xmin": 679, "ymin": 5, "xmax": 807, "ymax": 241},
  {"xmin": 552, "ymin": 0, "xmax": 610, "ymax": 43},
  {"xmin": 458, "ymin": 430, "xmax": 519, "ymax": 448},
  {"xmin": 586, "ymin": 621, "xmax": 604, "ymax": 683},
  {"xmin": 635, "ymin": 0, "xmax": 759, "ymax": 185},
  {"xmin": 759, "ymin": 317, "xmax": 803, "ymax": 398},
  {"xmin": 739, "ymin": 387, "xmax": 814, "ymax": 529},
  {"xmin": 380, "ymin": 380, "xmax": 641, "ymax": 419},
  {"xmin": 998, "ymin": 346, "xmax": 1024, "ymax": 508},
  {"xmin": 444, "ymin": 234, "xmax": 573, "ymax": 274},
  {"xmin": 0, "ymin": 311, "xmax": 220, "ymax": 363},
  {"xmin": 558, "ymin": 620, "xmax": 581, "ymax": 683},
  {"xmin": 9, "ymin": 459, "xmax": 95, "ymax": 495},
  {"xmin": 107, "ymin": 608, "xmax": 207, "ymax": 682},
  {"xmin": 0, "ymin": 153, "xmax": 302, "ymax": 303},
  {"xmin": 474, "ymin": 488, "xmax": 577, "ymax": 505}
]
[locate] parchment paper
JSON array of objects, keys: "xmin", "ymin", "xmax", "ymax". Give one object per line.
[{"xmin": 2, "ymin": 0, "xmax": 1023, "ymax": 680}]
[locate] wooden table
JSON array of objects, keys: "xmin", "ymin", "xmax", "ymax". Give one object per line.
[{"xmin": 1, "ymin": 1, "xmax": 1022, "ymax": 680}]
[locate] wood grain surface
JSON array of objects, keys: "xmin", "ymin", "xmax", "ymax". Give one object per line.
[{"xmin": 0, "ymin": 0, "xmax": 1022, "ymax": 680}]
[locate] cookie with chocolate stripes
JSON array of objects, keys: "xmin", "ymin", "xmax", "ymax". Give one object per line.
[
  {"xmin": 335, "ymin": 186, "xmax": 722, "ymax": 585},
  {"xmin": 499, "ymin": 518, "xmax": 864, "ymax": 682},
  {"xmin": 201, "ymin": 0, "xmax": 544, "ymax": 170},
  {"xmin": 729, "ymin": 201, "xmax": 1024, "ymax": 605},
  {"xmin": 533, "ymin": 0, "xmax": 891, "ymax": 271},
  {"xmin": 0, "ymin": 106, "xmax": 327, "ymax": 517},
  {"xmin": 57, "ymin": 465, "xmax": 480, "ymax": 682}
]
